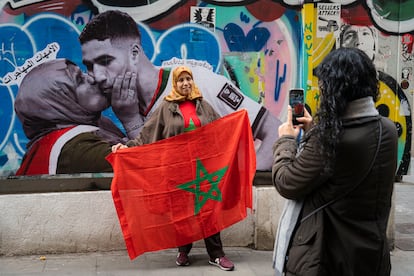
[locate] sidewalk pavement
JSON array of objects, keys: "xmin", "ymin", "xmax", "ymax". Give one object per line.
[{"xmin": 1, "ymin": 182, "xmax": 413, "ymax": 276}]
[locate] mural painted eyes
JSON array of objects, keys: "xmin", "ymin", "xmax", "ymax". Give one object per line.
[{"xmin": 84, "ymin": 55, "xmax": 115, "ymax": 74}]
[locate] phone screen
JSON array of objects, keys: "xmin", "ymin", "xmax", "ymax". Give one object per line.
[{"xmin": 289, "ymin": 89, "xmax": 304, "ymax": 125}]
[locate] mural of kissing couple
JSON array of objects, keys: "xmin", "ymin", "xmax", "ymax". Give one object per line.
[{"xmin": 14, "ymin": 10, "xmax": 282, "ymax": 176}]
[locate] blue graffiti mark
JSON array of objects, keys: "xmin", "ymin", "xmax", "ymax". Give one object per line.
[
  {"xmin": 223, "ymin": 23, "xmax": 270, "ymax": 52},
  {"xmin": 0, "ymin": 152, "xmax": 7, "ymax": 166},
  {"xmin": 152, "ymin": 24, "xmax": 220, "ymax": 71},
  {"xmin": 0, "ymin": 25, "xmax": 34, "ymax": 78},
  {"xmin": 70, "ymin": 6, "xmax": 94, "ymax": 28},
  {"xmin": 240, "ymin": 12, "xmax": 250, "ymax": 24},
  {"xmin": 24, "ymin": 15, "xmax": 82, "ymax": 67},
  {"xmin": 0, "ymin": 85, "xmax": 16, "ymax": 151},
  {"xmin": 138, "ymin": 23, "xmax": 156, "ymax": 62},
  {"xmin": 252, "ymin": 21, "xmax": 263, "ymax": 29},
  {"xmin": 274, "ymin": 60, "xmax": 287, "ymax": 101}
]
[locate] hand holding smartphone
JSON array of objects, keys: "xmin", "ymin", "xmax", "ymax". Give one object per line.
[{"xmin": 289, "ymin": 88, "xmax": 304, "ymax": 125}]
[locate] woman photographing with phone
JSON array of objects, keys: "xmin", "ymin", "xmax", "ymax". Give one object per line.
[{"xmin": 272, "ymin": 47, "xmax": 397, "ymax": 275}]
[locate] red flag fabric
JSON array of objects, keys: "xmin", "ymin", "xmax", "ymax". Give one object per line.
[{"xmin": 106, "ymin": 109, "xmax": 256, "ymax": 260}]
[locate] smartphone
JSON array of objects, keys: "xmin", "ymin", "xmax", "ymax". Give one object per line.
[{"xmin": 289, "ymin": 88, "xmax": 304, "ymax": 125}]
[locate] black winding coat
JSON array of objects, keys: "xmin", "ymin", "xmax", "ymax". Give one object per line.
[{"xmin": 272, "ymin": 115, "xmax": 398, "ymax": 276}]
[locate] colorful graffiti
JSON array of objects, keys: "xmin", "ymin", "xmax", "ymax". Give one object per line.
[
  {"xmin": 305, "ymin": 2, "xmax": 413, "ymax": 176},
  {"xmin": 0, "ymin": 0, "xmax": 413, "ymax": 178}
]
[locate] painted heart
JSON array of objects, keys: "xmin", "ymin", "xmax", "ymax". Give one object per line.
[{"xmin": 223, "ymin": 23, "xmax": 270, "ymax": 52}]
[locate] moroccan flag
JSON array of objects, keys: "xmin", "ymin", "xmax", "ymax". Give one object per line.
[{"xmin": 106, "ymin": 109, "xmax": 256, "ymax": 260}]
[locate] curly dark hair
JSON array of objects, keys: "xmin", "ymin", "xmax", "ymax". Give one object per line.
[
  {"xmin": 313, "ymin": 47, "xmax": 379, "ymax": 174},
  {"xmin": 79, "ymin": 10, "xmax": 141, "ymax": 44}
]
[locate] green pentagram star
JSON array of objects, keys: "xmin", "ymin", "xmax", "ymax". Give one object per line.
[
  {"xmin": 177, "ymin": 158, "xmax": 228, "ymax": 215},
  {"xmin": 184, "ymin": 118, "xmax": 197, "ymax": 132}
]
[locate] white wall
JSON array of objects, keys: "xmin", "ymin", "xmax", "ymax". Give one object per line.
[{"xmin": 0, "ymin": 187, "xmax": 285, "ymax": 256}]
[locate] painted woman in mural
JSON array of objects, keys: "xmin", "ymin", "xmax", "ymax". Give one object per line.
[
  {"xmin": 79, "ymin": 10, "xmax": 281, "ymax": 171},
  {"xmin": 14, "ymin": 59, "xmax": 128, "ymax": 175}
]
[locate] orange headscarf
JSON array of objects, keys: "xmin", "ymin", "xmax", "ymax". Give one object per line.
[{"xmin": 165, "ymin": 66, "xmax": 202, "ymax": 102}]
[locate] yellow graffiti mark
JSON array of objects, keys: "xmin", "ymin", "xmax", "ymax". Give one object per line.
[
  {"xmin": 312, "ymin": 32, "xmax": 335, "ymax": 67},
  {"xmin": 376, "ymin": 81, "xmax": 407, "ymax": 165}
]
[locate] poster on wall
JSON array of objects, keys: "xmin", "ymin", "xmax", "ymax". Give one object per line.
[{"xmin": 316, "ymin": 3, "xmax": 340, "ymax": 38}]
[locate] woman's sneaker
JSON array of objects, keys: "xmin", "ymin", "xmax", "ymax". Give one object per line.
[
  {"xmin": 209, "ymin": 256, "xmax": 235, "ymax": 271},
  {"xmin": 176, "ymin": 252, "xmax": 190, "ymax": 266}
]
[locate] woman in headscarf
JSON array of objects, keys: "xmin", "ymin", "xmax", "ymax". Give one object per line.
[
  {"xmin": 14, "ymin": 58, "xmax": 126, "ymax": 175},
  {"xmin": 111, "ymin": 65, "xmax": 235, "ymax": 271},
  {"xmin": 117, "ymin": 65, "xmax": 218, "ymax": 145}
]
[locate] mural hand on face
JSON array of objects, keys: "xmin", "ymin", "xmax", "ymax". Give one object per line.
[{"xmin": 110, "ymin": 71, "xmax": 142, "ymax": 138}]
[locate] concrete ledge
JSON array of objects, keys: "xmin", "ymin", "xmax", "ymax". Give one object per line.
[
  {"xmin": 0, "ymin": 174, "xmax": 113, "ymax": 194},
  {"xmin": 0, "ymin": 171, "xmax": 275, "ymax": 194},
  {"xmin": 0, "ymin": 191, "xmax": 124, "ymax": 256},
  {"xmin": 0, "ymin": 187, "xmax": 285, "ymax": 256},
  {"xmin": 0, "ymin": 181, "xmax": 395, "ymax": 256}
]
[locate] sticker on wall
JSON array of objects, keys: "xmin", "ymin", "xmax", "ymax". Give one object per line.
[
  {"xmin": 402, "ymin": 34, "xmax": 414, "ymax": 62},
  {"xmin": 191, "ymin": 7, "xmax": 216, "ymax": 32},
  {"xmin": 401, "ymin": 67, "xmax": 412, "ymax": 90},
  {"xmin": 402, "ymin": 67, "xmax": 411, "ymax": 79}
]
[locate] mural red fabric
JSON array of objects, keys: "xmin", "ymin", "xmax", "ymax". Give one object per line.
[
  {"xmin": 16, "ymin": 126, "xmax": 76, "ymax": 175},
  {"xmin": 106, "ymin": 110, "xmax": 256, "ymax": 260}
]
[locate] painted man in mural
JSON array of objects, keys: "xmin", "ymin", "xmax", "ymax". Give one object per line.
[
  {"xmin": 79, "ymin": 10, "xmax": 281, "ymax": 171},
  {"xmin": 338, "ymin": 24, "xmax": 377, "ymax": 60},
  {"xmin": 337, "ymin": 23, "xmax": 412, "ymax": 176}
]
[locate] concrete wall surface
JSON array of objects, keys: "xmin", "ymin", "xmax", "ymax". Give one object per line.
[{"xmin": 0, "ymin": 187, "xmax": 285, "ymax": 256}]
